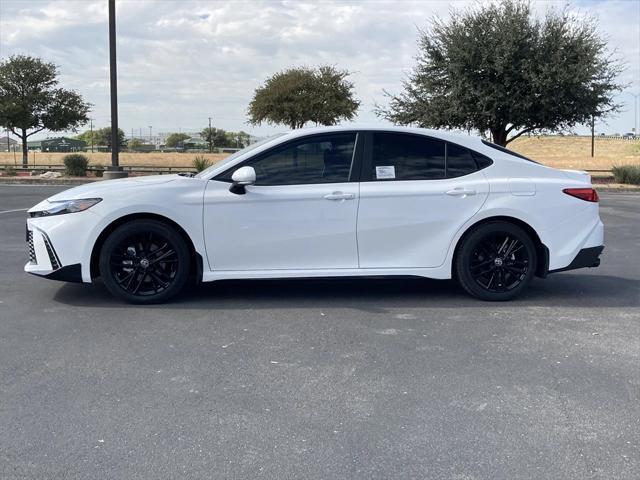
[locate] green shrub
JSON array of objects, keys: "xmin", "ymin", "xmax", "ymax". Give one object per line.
[
  {"xmin": 63, "ymin": 153, "xmax": 89, "ymax": 176},
  {"xmin": 611, "ymin": 164, "xmax": 640, "ymax": 185},
  {"xmin": 93, "ymin": 164, "xmax": 105, "ymax": 177},
  {"xmin": 192, "ymin": 155, "xmax": 212, "ymax": 173},
  {"xmin": 5, "ymin": 166, "xmax": 17, "ymax": 176}
]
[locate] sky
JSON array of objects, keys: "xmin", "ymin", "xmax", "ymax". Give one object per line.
[{"xmin": 0, "ymin": 0, "xmax": 639, "ymax": 140}]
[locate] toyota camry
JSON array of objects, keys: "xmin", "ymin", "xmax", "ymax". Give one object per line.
[{"xmin": 25, "ymin": 126, "xmax": 604, "ymax": 303}]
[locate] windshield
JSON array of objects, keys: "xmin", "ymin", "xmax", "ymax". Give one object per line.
[{"xmin": 195, "ymin": 134, "xmax": 286, "ymax": 178}]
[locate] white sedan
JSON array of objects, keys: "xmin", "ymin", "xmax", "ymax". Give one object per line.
[{"xmin": 25, "ymin": 126, "xmax": 604, "ymax": 303}]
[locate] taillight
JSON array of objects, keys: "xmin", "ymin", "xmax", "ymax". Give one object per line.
[{"xmin": 563, "ymin": 188, "xmax": 599, "ymax": 202}]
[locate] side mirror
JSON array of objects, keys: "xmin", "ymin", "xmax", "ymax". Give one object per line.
[{"xmin": 229, "ymin": 166, "xmax": 256, "ymax": 194}]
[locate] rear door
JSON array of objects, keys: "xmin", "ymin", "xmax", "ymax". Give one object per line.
[{"xmin": 356, "ymin": 132, "xmax": 489, "ymax": 268}]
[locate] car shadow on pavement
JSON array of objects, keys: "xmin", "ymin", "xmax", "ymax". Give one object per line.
[{"xmin": 52, "ymin": 273, "xmax": 639, "ymax": 310}]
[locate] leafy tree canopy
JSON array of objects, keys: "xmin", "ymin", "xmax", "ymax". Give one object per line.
[
  {"xmin": 127, "ymin": 138, "xmax": 143, "ymax": 150},
  {"xmin": 0, "ymin": 55, "xmax": 91, "ymax": 165},
  {"xmin": 165, "ymin": 132, "xmax": 190, "ymax": 148},
  {"xmin": 76, "ymin": 127, "xmax": 126, "ymax": 149},
  {"xmin": 248, "ymin": 65, "xmax": 360, "ymax": 130},
  {"xmin": 376, "ymin": 0, "xmax": 623, "ymax": 146}
]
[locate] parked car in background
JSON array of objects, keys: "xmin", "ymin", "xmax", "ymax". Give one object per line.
[{"xmin": 25, "ymin": 126, "xmax": 604, "ymax": 303}]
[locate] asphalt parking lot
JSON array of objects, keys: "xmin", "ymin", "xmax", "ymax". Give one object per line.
[{"xmin": 0, "ymin": 185, "xmax": 638, "ymax": 479}]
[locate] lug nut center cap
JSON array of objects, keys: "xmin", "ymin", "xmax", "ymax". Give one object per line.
[
  {"xmin": 494, "ymin": 258, "xmax": 503, "ymax": 267},
  {"xmin": 140, "ymin": 258, "xmax": 150, "ymax": 269}
]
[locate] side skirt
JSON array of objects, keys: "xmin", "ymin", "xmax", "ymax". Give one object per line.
[{"xmin": 201, "ymin": 266, "xmax": 451, "ymax": 282}]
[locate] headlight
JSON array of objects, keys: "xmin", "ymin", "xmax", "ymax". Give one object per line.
[{"xmin": 29, "ymin": 198, "xmax": 102, "ymax": 218}]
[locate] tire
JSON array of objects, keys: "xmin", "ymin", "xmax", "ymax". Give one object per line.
[
  {"xmin": 455, "ymin": 221, "xmax": 537, "ymax": 301},
  {"xmin": 99, "ymin": 220, "xmax": 190, "ymax": 304}
]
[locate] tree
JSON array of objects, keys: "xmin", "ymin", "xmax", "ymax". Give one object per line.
[
  {"xmin": 376, "ymin": 1, "xmax": 623, "ymax": 146},
  {"xmin": 0, "ymin": 55, "xmax": 91, "ymax": 166},
  {"xmin": 92, "ymin": 127, "xmax": 126, "ymax": 150},
  {"xmin": 235, "ymin": 131, "xmax": 251, "ymax": 148},
  {"xmin": 75, "ymin": 130, "xmax": 96, "ymax": 145},
  {"xmin": 165, "ymin": 132, "xmax": 190, "ymax": 148},
  {"xmin": 200, "ymin": 127, "xmax": 231, "ymax": 150},
  {"xmin": 128, "ymin": 138, "xmax": 143, "ymax": 151},
  {"xmin": 248, "ymin": 65, "xmax": 360, "ymax": 129}
]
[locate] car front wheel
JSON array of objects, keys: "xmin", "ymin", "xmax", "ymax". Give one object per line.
[
  {"xmin": 455, "ymin": 221, "xmax": 537, "ymax": 301},
  {"xmin": 99, "ymin": 220, "xmax": 190, "ymax": 304}
]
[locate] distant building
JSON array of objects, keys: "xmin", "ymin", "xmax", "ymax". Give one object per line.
[
  {"xmin": 0, "ymin": 136, "xmax": 19, "ymax": 152},
  {"xmin": 27, "ymin": 137, "xmax": 87, "ymax": 152}
]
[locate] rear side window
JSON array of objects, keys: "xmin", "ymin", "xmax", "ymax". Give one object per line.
[
  {"xmin": 371, "ymin": 132, "xmax": 445, "ymax": 180},
  {"xmin": 446, "ymin": 143, "xmax": 478, "ymax": 178}
]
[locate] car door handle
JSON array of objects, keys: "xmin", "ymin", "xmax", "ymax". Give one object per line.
[
  {"xmin": 324, "ymin": 192, "xmax": 356, "ymax": 201},
  {"xmin": 446, "ymin": 188, "xmax": 477, "ymax": 197}
]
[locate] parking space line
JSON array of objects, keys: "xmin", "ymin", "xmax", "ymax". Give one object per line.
[{"xmin": 0, "ymin": 208, "xmax": 28, "ymax": 214}]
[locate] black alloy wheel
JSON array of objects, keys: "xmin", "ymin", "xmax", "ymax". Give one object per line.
[
  {"xmin": 455, "ymin": 222, "xmax": 537, "ymax": 301},
  {"xmin": 99, "ymin": 220, "xmax": 190, "ymax": 303}
]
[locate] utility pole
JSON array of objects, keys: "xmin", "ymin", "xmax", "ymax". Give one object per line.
[
  {"xmin": 632, "ymin": 93, "xmax": 639, "ymax": 136},
  {"xmin": 89, "ymin": 118, "xmax": 94, "ymax": 153},
  {"xmin": 5, "ymin": 128, "xmax": 9, "ymax": 153},
  {"xmin": 104, "ymin": 0, "xmax": 126, "ymax": 179},
  {"xmin": 208, "ymin": 116, "xmax": 213, "ymax": 153},
  {"xmin": 149, "ymin": 125, "xmax": 152, "ymax": 145}
]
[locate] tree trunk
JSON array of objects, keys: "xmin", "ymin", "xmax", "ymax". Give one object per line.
[
  {"xmin": 21, "ymin": 130, "xmax": 28, "ymax": 167},
  {"xmin": 490, "ymin": 128, "xmax": 508, "ymax": 147}
]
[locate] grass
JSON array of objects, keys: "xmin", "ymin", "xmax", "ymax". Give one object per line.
[
  {"xmin": 509, "ymin": 136, "xmax": 639, "ymax": 170},
  {"xmin": 611, "ymin": 164, "xmax": 640, "ymax": 185},
  {"xmin": 0, "ymin": 137, "xmax": 637, "ymax": 172}
]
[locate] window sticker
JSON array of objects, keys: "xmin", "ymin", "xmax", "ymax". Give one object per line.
[{"xmin": 375, "ymin": 165, "xmax": 396, "ymax": 180}]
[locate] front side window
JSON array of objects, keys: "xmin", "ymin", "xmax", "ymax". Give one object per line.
[
  {"xmin": 371, "ymin": 133, "xmax": 446, "ymax": 181},
  {"xmin": 227, "ymin": 133, "xmax": 356, "ymax": 186}
]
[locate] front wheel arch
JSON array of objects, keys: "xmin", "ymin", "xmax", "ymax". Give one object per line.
[
  {"xmin": 452, "ymin": 216, "xmax": 548, "ymax": 279},
  {"xmin": 90, "ymin": 213, "xmax": 202, "ymax": 283}
]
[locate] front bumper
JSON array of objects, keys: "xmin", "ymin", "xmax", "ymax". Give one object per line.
[{"xmin": 24, "ymin": 222, "xmax": 85, "ymax": 283}]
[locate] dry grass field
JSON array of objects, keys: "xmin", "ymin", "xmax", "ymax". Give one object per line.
[
  {"xmin": 509, "ymin": 136, "xmax": 639, "ymax": 170},
  {"xmin": 0, "ymin": 136, "xmax": 638, "ymax": 172}
]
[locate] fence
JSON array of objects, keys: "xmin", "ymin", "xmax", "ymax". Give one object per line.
[{"xmin": 0, "ymin": 164, "xmax": 196, "ymax": 176}]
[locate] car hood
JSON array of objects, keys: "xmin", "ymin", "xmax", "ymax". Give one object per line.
[{"xmin": 46, "ymin": 174, "xmax": 180, "ymax": 201}]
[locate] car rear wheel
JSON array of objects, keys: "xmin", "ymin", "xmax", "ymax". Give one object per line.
[
  {"xmin": 99, "ymin": 220, "xmax": 190, "ymax": 304},
  {"xmin": 455, "ymin": 222, "xmax": 537, "ymax": 301}
]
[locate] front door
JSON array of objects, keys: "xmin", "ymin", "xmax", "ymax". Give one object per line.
[{"xmin": 203, "ymin": 132, "xmax": 361, "ymax": 271}]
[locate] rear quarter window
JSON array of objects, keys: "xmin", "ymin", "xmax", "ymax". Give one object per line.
[
  {"xmin": 481, "ymin": 139, "xmax": 539, "ymax": 164},
  {"xmin": 446, "ymin": 143, "xmax": 478, "ymax": 178}
]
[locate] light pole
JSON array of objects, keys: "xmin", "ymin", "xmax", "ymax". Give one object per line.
[
  {"xmin": 149, "ymin": 126, "xmax": 152, "ymax": 145},
  {"xmin": 104, "ymin": 0, "xmax": 127, "ymax": 179},
  {"xmin": 631, "ymin": 93, "xmax": 639, "ymax": 136}
]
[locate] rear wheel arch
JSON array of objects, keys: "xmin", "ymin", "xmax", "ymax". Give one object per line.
[
  {"xmin": 452, "ymin": 216, "xmax": 549, "ymax": 278},
  {"xmin": 90, "ymin": 213, "xmax": 203, "ymax": 282}
]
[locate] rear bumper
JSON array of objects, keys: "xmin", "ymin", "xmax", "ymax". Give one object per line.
[{"xmin": 549, "ymin": 246, "xmax": 604, "ymax": 274}]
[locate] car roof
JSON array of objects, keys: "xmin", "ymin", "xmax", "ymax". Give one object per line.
[{"xmin": 276, "ymin": 124, "xmax": 485, "ymax": 149}]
